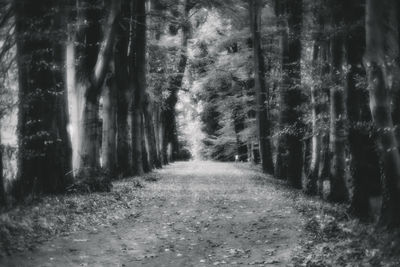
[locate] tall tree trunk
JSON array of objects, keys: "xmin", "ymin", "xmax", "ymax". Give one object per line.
[
  {"xmin": 304, "ymin": 41, "xmax": 321, "ymax": 195},
  {"xmin": 76, "ymin": 0, "xmax": 120, "ymax": 177},
  {"xmin": 249, "ymin": 0, "xmax": 274, "ymax": 174},
  {"xmin": 328, "ymin": 31, "xmax": 348, "ymax": 202},
  {"xmin": 365, "ymin": 0, "xmax": 400, "ymax": 227},
  {"xmin": 274, "ymin": 0, "xmax": 304, "ymax": 188},
  {"xmin": 344, "ymin": 0, "xmax": 381, "ymax": 219},
  {"xmin": 101, "ymin": 76, "xmax": 118, "ymax": 178},
  {"xmin": 15, "ymin": 0, "xmax": 73, "ymax": 198},
  {"xmin": 115, "ymin": 0, "xmax": 133, "ymax": 177},
  {"xmin": 131, "ymin": 0, "xmax": 147, "ymax": 175},
  {"xmin": 317, "ymin": 41, "xmax": 331, "ymax": 197},
  {"xmin": 73, "ymin": 0, "xmax": 102, "ymax": 174}
]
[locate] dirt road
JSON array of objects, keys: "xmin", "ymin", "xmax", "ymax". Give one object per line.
[{"xmin": 1, "ymin": 162, "xmax": 304, "ymax": 266}]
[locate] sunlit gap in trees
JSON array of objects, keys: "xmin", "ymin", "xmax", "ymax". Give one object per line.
[{"xmin": 176, "ymin": 88, "xmax": 204, "ymax": 161}]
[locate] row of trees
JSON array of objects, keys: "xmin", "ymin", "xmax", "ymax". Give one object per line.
[
  {"xmin": 0, "ymin": 0, "xmax": 204, "ymax": 205},
  {"xmin": 190, "ymin": 0, "xmax": 400, "ymax": 227}
]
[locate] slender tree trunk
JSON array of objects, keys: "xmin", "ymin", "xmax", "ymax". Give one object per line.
[
  {"xmin": 0, "ymin": 140, "xmax": 5, "ymax": 206},
  {"xmin": 232, "ymin": 102, "xmax": 248, "ymax": 162},
  {"xmin": 15, "ymin": 0, "xmax": 73, "ymax": 198},
  {"xmin": 101, "ymin": 76, "xmax": 118, "ymax": 178},
  {"xmin": 328, "ymin": 32, "xmax": 348, "ymax": 202},
  {"xmin": 317, "ymin": 41, "xmax": 331, "ymax": 197},
  {"xmin": 274, "ymin": 0, "xmax": 304, "ymax": 188},
  {"xmin": 365, "ymin": 0, "xmax": 400, "ymax": 227},
  {"xmin": 141, "ymin": 114, "xmax": 151, "ymax": 172},
  {"xmin": 305, "ymin": 42, "xmax": 321, "ymax": 195},
  {"xmin": 249, "ymin": 0, "xmax": 274, "ymax": 174}
]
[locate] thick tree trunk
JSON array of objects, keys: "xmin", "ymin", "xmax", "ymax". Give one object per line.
[
  {"xmin": 365, "ymin": 0, "xmax": 400, "ymax": 227},
  {"xmin": 328, "ymin": 33, "xmax": 348, "ymax": 202},
  {"xmin": 131, "ymin": 0, "xmax": 147, "ymax": 175},
  {"xmin": 101, "ymin": 77, "xmax": 118, "ymax": 178},
  {"xmin": 344, "ymin": 1, "xmax": 381, "ymax": 219},
  {"xmin": 73, "ymin": 0, "xmax": 102, "ymax": 174},
  {"xmin": 15, "ymin": 0, "xmax": 73, "ymax": 198},
  {"xmin": 274, "ymin": 0, "xmax": 304, "ymax": 188},
  {"xmin": 76, "ymin": 0, "xmax": 120, "ymax": 177},
  {"xmin": 115, "ymin": 1, "xmax": 133, "ymax": 177},
  {"xmin": 249, "ymin": 0, "xmax": 274, "ymax": 174}
]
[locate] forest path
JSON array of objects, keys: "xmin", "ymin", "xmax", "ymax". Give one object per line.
[{"xmin": 1, "ymin": 162, "xmax": 304, "ymax": 267}]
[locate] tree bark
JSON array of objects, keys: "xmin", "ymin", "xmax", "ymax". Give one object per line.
[
  {"xmin": 115, "ymin": 0, "xmax": 133, "ymax": 177},
  {"xmin": 317, "ymin": 41, "xmax": 331, "ymax": 197},
  {"xmin": 274, "ymin": 0, "xmax": 304, "ymax": 188},
  {"xmin": 328, "ymin": 31, "xmax": 348, "ymax": 202},
  {"xmin": 15, "ymin": 0, "xmax": 73, "ymax": 198},
  {"xmin": 304, "ymin": 41, "xmax": 321, "ymax": 195},
  {"xmin": 141, "ymin": 114, "xmax": 151, "ymax": 172},
  {"xmin": 76, "ymin": 0, "xmax": 121, "ymax": 177},
  {"xmin": 101, "ymin": 76, "xmax": 118, "ymax": 178},
  {"xmin": 131, "ymin": 0, "xmax": 147, "ymax": 175},
  {"xmin": 143, "ymin": 93, "xmax": 162, "ymax": 168},
  {"xmin": 365, "ymin": 0, "xmax": 400, "ymax": 227},
  {"xmin": 249, "ymin": 0, "xmax": 274, "ymax": 174},
  {"xmin": 344, "ymin": 0, "xmax": 381, "ymax": 219}
]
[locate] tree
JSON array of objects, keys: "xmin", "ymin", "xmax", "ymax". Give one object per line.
[
  {"xmin": 344, "ymin": 0, "xmax": 381, "ymax": 219},
  {"xmin": 115, "ymin": 0, "xmax": 133, "ymax": 177},
  {"xmin": 327, "ymin": 0, "xmax": 348, "ymax": 202},
  {"xmin": 14, "ymin": 0, "xmax": 73, "ymax": 198},
  {"xmin": 131, "ymin": 0, "xmax": 147, "ymax": 175},
  {"xmin": 249, "ymin": 0, "xmax": 274, "ymax": 174},
  {"xmin": 161, "ymin": 0, "xmax": 192, "ymax": 163},
  {"xmin": 365, "ymin": 0, "xmax": 400, "ymax": 227},
  {"xmin": 101, "ymin": 74, "xmax": 118, "ymax": 178},
  {"xmin": 75, "ymin": 0, "xmax": 120, "ymax": 177},
  {"xmin": 274, "ymin": 0, "xmax": 304, "ymax": 188}
]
